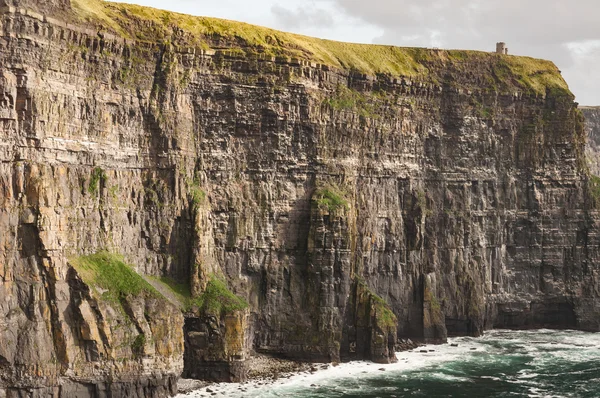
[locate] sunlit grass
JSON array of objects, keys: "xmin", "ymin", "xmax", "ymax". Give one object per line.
[
  {"xmin": 152, "ymin": 275, "xmax": 248, "ymax": 315},
  {"xmin": 70, "ymin": 251, "xmax": 160, "ymax": 304},
  {"xmin": 69, "ymin": 0, "xmax": 570, "ymax": 95}
]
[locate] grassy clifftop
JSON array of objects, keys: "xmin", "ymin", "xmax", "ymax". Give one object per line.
[{"xmin": 68, "ymin": 0, "xmax": 569, "ymax": 95}]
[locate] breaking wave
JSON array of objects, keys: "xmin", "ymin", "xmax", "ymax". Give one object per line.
[{"xmin": 178, "ymin": 330, "xmax": 600, "ymax": 398}]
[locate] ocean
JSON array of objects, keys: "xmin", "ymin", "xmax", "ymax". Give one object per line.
[{"xmin": 178, "ymin": 329, "xmax": 600, "ymax": 398}]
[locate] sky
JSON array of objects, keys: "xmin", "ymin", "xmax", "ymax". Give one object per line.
[{"xmin": 108, "ymin": 0, "xmax": 600, "ymax": 105}]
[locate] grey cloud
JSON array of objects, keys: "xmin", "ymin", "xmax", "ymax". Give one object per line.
[
  {"xmin": 127, "ymin": 0, "xmax": 600, "ymax": 103},
  {"xmin": 562, "ymin": 44, "xmax": 600, "ymax": 105},
  {"xmin": 333, "ymin": 0, "xmax": 600, "ymax": 47},
  {"xmin": 326, "ymin": 0, "xmax": 600, "ymax": 103},
  {"xmin": 271, "ymin": 3, "xmax": 335, "ymax": 30}
]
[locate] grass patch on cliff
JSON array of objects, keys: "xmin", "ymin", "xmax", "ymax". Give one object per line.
[
  {"xmin": 86, "ymin": 0, "xmax": 429, "ymax": 77},
  {"xmin": 189, "ymin": 177, "xmax": 207, "ymax": 210},
  {"xmin": 194, "ymin": 278, "xmax": 249, "ymax": 316},
  {"xmin": 424, "ymin": 286, "xmax": 444, "ymax": 327},
  {"xmin": 151, "ymin": 276, "xmax": 192, "ymax": 305},
  {"xmin": 356, "ymin": 280, "xmax": 397, "ymax": 329},
  {"xmin": 131, "ymin": 333, "xmax": 146, "ymax": 356},
  {"xmin": 71, "ymin": 0, "xmax": 127, "ymax": 35},
  {"xmin": 88, "ymin": 167, "xmax": 107, "ymax": 195},
  {"xmin": 325, "ymin": 85, "xmax": 365, "ymax": 111},
  {"xmin": 70, "ymin": 252, "xmax": 160, "ymax": 304},
  {"xmin": 313, "ymin": 185, "xmax": 349, "ymax": 213},
  {"xmin": 370, "ymin": 292, "xmax": 398, "ymax": 329},
  {"xmin": 499, "ymin": 56, "xmax": 570, "ymax": 96},
  {"xmin": 323, "ymin": 85, "xmax": 380, "ymax": 118},
  {"xmin": 152, "ymin": 275, "xmax": 248, "ymax": 316},
  {"xmin": 589, "ymin": 174, "xmax": 600, "ymax": 206},
  {"xmin": 70, "ymin": 0, "xmax": 425, "ymax": 77}
]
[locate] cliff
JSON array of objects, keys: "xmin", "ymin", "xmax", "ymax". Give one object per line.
[
  {"xmin": 1, "ymin": 0, "xmax": 600, "ymax": 396},
  {"xmin": 582, "ymin": 107, "xmax": 600, "ymax": 175}
]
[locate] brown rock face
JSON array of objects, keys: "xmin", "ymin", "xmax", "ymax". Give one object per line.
[{"xmin": 1, "ymin": 1, "xmax": 600, "ymax": 397}]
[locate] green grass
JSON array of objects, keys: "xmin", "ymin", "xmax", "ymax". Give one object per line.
[
  {"xmin": 195, "ymin": 278, "xmax": 249, "ymax": 316},
  {"xmin": 88, "ymin": 167, "xmax": 107, "ymax": 195},
  {"xmin": 424, "ymin": 286, "xmax": 444, "ymax": 326},
  {"xmin": 71, "ymin": 0, "xmax": 127, "ymax": 35},
  {"xmin": 355, "ymin": 278, "xmax": 397, "ymax": 329},
  {"xmin": 189, "ymin": 178, "xmax": 207, "ymax": 209},
  {"xmin": 324, "ymin": 85, "xmax": 380, "ymax": 118},
  {"xmin": 152, "ymin": 276, "xmax": 192, "ymax": 304},
  {"xmin": 369, "ymin": 291, "xmax": 398, "ymax": 329},
  {"xmin": 153, "ymin": 275, "xmax": 248, "ymax": 316},
  {"xmin": 72, "ymin": 0, "xmax": 428, "ymax": 77},
  {"xmin": 66, "ymin": 1, "xmax": 571, "ymax": 96},
  {"xmin": 589, "ymin": 175, "xmax": 600, "ymax": 205},
  {"xmin": 70, "ymin": 251, "xmax": 160, "ymax": 305},
  {"xmin": 131, "ymin": 333, "xmax": 146, "ymax": 355},
  {"xmin": 325, "ymin": 85, "xmax": 364, "ymax": 111},
  {"xmin": 314, "ymin": 185, "xmax": 349, "ymax": 213},
  {"xmin": 191, "ymin": 187, "xmax": 206, "ymax": 208},
  {"xmin": 500, "ymin": 57, "xmax": 570, "ymax": 96}
]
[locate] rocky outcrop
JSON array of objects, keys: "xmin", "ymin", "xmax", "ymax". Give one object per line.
[{"xmin": 1, "ymin": 0, "xmax": 600, "ymax": 396}]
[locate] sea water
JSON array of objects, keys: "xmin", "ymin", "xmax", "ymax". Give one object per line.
[{"xmin": 178, "ymin": 330, "xmax": 600, "ymax": 398}]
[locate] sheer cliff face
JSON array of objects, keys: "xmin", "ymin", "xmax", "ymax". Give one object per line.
[
  {"xmin": 1, "ymin": 0, "xmax": 600, "ymax": 395},
  {"xmin": 583, "ymin": 107, "xmax": 600, "ymax": 175}
]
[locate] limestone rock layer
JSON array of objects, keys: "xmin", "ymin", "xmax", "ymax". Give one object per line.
[
  {"xmin": 582, "ymin": 107, "xmax": 600, "ymax": 175},
  {"xmin": 1, "ymin": 1, "xmax": 600, "ymax": 396}
]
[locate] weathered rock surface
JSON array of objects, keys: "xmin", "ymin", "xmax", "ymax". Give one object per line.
[
  {"xmin": 582, "ymin": 107, "xmax": 600, "ymax": 175},
  {"xmin": 1, "ymin": 0, "xmax": 600, "ymax": 396}
]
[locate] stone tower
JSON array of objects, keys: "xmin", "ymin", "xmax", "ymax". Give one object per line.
[{"xmin": 496, "ymin": 42, "xmax": 508, "ymax": 55}]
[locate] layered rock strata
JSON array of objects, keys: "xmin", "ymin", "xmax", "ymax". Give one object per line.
[
  {"xmin": 1, "ymin": 0, "xmax": 600, "ymax": 396},
  {"xmin": 582, "ymin": 107, "xmax": 600, "ymax": 175}
]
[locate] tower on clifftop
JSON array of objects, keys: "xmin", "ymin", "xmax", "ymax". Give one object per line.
[{"xmin": 496, "ymin": 42, "xmax": 508, "ymax": 55}]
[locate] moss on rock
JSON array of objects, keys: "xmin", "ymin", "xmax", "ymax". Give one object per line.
[
  {"xmin": 88, "ymin": 167, "xmax": 107, "ymax": 195},
  {"xmin": 313, "ymin": 185, "xmax": 349, "ymax": 213},
  {"xmin": 193, "ymin": 277, "xmax": 248, "ymax": 316},
  {"xmin": 589, "ymin": 175, "xmax": 600, "ymax": 206},
  {"xmin": 152, "ymin": 275, "xmax": 248, "ymax": 316}
]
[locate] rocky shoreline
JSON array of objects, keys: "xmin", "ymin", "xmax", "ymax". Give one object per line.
[
  {"xmin": 178, "ymin": 340, "xmax": 421, "ymax": 395},
  {"xmin": 177, "ymin": 355, "xmax": 316, "ymax": 395}
]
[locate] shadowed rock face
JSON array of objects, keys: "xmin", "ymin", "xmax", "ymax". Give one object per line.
[{"xmin": 1, "ymin": 1, "xmax": 600, "ymax": 397}]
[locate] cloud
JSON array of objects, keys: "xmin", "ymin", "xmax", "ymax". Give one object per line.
[
  {"xmin": 314, "ymin": 0, "xmax": 600, "ymax": 104},
  {"xmin": 268, "ymin": 0, "xmax": 382, "ymax": 44},
  {"xmin": 271, "ymin": 3, "xmax": 334, "ymax": 30},
  {"xmin": 563, "ymin": 41, "xmax": 600, "ymax": 105},
  {"xmin": 114, "ymin": 0, "xmax": 600, "ymax": 104},
  {"xmin": 332, "ymin": 0, "xmax": 600, "ymax": 48}
]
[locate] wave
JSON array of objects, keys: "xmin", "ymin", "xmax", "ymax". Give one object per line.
[{"xmin": 177, "ymin": 330, "xmax": 600, "ymax": 398}]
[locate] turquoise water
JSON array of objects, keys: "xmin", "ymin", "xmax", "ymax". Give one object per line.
[{"xmin": 179, "ymin": 330, "xmax": 600, "ymax": 398}]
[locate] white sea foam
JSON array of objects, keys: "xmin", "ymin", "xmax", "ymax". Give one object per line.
[
  {"xmin": 176, "ymin": 330, "xmax": 600, "ymax": 398},
  {"xmin": 178, "ymin": 339, "xmax": 490, "ymax": 397}
]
